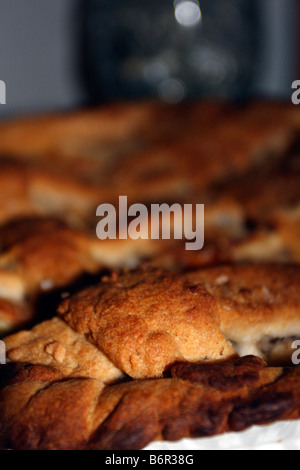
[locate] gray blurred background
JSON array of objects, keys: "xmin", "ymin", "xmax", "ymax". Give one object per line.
[{"xmin": 0, "ymin": 0, "xmax": 298, "ymax": 119}]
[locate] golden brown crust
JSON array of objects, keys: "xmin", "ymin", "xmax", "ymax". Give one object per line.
[
  {"xmin": 0, "ymin": 102, "xmax": 226, "ymax": 197},
  {"xmin": 0, "ymin": 164, "xmax": 36, "ymax": 225},
  {"xmin": 108, "ymin": 103, "xmax": 299, "ymax": 202},
  {"xmin": 0, "ymin": 102, "xmax": 298, "ymax": 204},
  {"xmin": 0, "ymin": 217, "xmax": 160, "ymax": 334},
  {"xmin": 0, "ymin": 221, "xmax": 99, "ymax": 293},
  {"xmin": 186, "ymin": 264, "xmax": 300, "ymax": 362},
  {"xmin": 0, "ymin": 102, "xmax": 162, "ymax": 158},
  {"xmin": 0, "ymin": 101, "xmax": 300, "ymax": 449},
  {"xmin": 0, "ymin": 161, "xmax": 103, "ymax": 228},
  {"xmin": 0, "ymin": 298, "xmax": 30, "ymax": 335},
  {"xmin": 0, "ymin": 218, "xmax": 103, "ymax": 334},
  {"xmin": 58, "ymin": 269, "xmax": 235, "ymax": 379},
  {"xmin": 0, "ymin": 366, "xmax": 104, "ymax": 450},
  {"xmin": 4, "ymin": 317, "xmax": 122, "ymax": 383}
]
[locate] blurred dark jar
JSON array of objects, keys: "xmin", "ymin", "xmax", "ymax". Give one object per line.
[{"xmin": 81, "ymin": 0, "xmax": 260, "ymax": 103}]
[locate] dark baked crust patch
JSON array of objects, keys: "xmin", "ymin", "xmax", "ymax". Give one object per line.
[
  {"xmin": 171, "ymin": 356, "xmax": 266, "ymax": 391},
  {"xmin": 1, "ymin": 356, "xmax": 299, "ymax": 450}
]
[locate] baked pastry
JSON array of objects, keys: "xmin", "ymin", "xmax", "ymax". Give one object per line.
[
  {"xmin": 0, "ymin": 217, "xmax": 101, "ymax": 334},
  {"xmin": 0, "ymin": 217, "xmax": 158, "ymax": 335},
  {"xmin": 58, "ymin": 269, "xmax": 235, "ymax": 379},
  {"xmin": 1, "ymin": 339, "xmax": 300, "ymax": 449},
  {"xmin": 0, "ymin": 356, "xmax": 276, "ymax": 450},
  {"xmin": 57, "ymin": 265, "xmax": 300, "ymax": 369},
  {"xmin": 1, "ymin": 265, "xmax": 300, "ymax": 449},
  {"xmin": 4, "ymin": 317, "xmax": 122, "ymax": 383},
  {"xmin": 0, "ymin": 101, "xmax": 300, "ymax": 450},
  {"xmin": 187, "ymin": 264, "xmax": 300, "ymax": 364},
  {"xmin": 0, "ymin": 299, "xmax": 30, "ymax": 335},
  {"xmin": 107, "ymin": 102, "xmax": 300, "ymax": 202},
  {"xmin": 0, "ymin": 101, "xmax": 298, "ymax": 203},
  {"xmin": 0, "ymin": 161, "xmax": 103, "ymax": 228}
]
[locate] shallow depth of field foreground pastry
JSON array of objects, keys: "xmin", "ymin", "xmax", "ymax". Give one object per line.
[
  {"xmin": 1, "ymin": 266, "xmax": 300, "ymax": 450},
  {"xmin": 1, "ymin": 101, "xmax": 300, "ymax": 450}
]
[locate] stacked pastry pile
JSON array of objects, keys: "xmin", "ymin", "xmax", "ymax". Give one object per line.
[{"xmin": 0, "ymin": 101, "xmax": 300, "ymax": 450}]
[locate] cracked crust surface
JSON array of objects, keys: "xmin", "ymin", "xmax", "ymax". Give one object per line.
[{"xmin": 58, "ymin": 269, "xmax": 235, "ymax": 379}]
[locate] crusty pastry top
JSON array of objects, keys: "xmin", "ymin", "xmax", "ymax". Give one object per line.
[
  {"xmin": 0, "ymin": 215, "xmax": 160, "ymax": 335},
  {"xmin": 4, "ymin": 317, "xmax": 122, "ymax": 383},
  {"xmin": 0, "ymin": 298, "xmax": 30, "ymax": 335},
  {"xmin": 58, "ymin": 269, "xmax": 235, "ymax": 379},
  {"xmin": 186, "ymin": 264, "xmax": 300, "ymax": 357},
  {"xmin": 0, "ymin": 101, "xmax": 300, "ymax": 449},
  {"xmin": 0, "ymin": 218, "xmax": 100, "ymax": 297}
]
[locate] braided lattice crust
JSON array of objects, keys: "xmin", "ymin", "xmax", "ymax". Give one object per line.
[
  {"xmin": 1, "ymin": 356, "xmax": 300, "ymax": 450},
  {"xmin": 1, "ymin": 266, "xmax": 300, "ymax": 449}
]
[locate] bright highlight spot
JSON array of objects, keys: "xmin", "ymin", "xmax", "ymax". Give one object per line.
[
  {"xmin": 174, "ymin": 0, "xmax": 202, "ymax": 27},
  {"xmin": 158, "ymin": 78, "xmax": 186, "ymax": 104},
  {"xmin": 143, "ymin": 60, "xmax": 169, "ymax": 84}
]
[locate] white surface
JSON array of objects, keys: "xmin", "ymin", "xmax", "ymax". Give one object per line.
[{"xmin": 145, "ymin": 421, "xmax": 300, "ymax": 450}]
